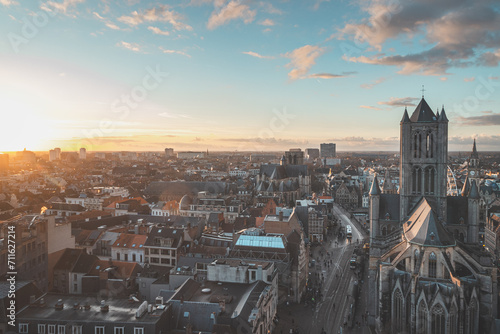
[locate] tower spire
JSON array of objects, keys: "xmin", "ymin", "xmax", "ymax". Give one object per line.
[{"xmin": 421, "ymin": 85, "xmax": 425, "ymax": 98}]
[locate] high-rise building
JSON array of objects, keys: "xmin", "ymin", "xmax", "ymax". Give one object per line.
[
  {"xmin": 54, "ymin": 147, "xmax": 61, "ymax": 160},
  {"xmin": 79, "ymin": 147, "xmax": 87, "ymax": 160},
  {"xmin": 305, "ymin": 148, "xmax": 320, "ymax": 160},
  {"xmin": 368, "ymin": 98, "xmax": 496, "ymax": 333},
  {"xmin": 49, "ymin": 149, "xmax": 57, "ymax": 162},
  {"xmin": 164, "ymin": 148, "xmax": 174, "ymax": 157},
  {"xmin": 320, "ymin": 143, "xmax": 336, "ymax": 158}
]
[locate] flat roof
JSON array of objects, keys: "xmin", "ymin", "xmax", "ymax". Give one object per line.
[
  {"xmin": 17, "ymin": 294, "xmax": 166, "ymax": 323},
  {"xmin": 235, "ymin": 235, "xmax": 285, "ymax": 249}
]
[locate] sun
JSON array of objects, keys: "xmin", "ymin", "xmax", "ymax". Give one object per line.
[{"xmin": 0, "ymin": 97, "xmax": 52, "ymax": 152}]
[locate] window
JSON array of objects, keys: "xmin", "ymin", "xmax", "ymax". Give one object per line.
[
  {"xmin": 124, "ymin": 254, "xmax": 128, "ymax": 261},
  {"xmin": 117, "ymin": 253, "xmax": 121, "ymax": 261},
  {"xmin": 393, "ymin": 289, "xmax": 404, "ymax": 332},
  {"xmin": 49, "ymin": 324, "xmax": 56, "ymax": 334},
  {"xmin": 95, "ymin": 327, "xmax": 105, "ymax": 334},
  {"xmin": 74, "ymin": 283, "xmax": 78, "ymax": 292},
  {"xmin": 417, "ymin": 301, "xmax": 427, "ymax": 334},
  {"xmin": 431, "ymin": 304, "xmax": 445, "ymax": 334},
  {"xmin": 58, "ymin": 325, "xmax": 66, "ymax": 334},
  {"xmin": 114, "ymin": 328, "xmax": 125, "ymax": 334},
  {"xmin": 428, "ymin": 252, "xmax": 437, "ymax": 278},
  {"xmin": 72, "ymin": 326, "xmax": 82, "ymax": 334},
  {"xmin": 251, "ymin": 270, "xmax": 256, "ymax": 280},
  {"xmin": 448, "ymin": 305, "xmax": 457, "ymax": 334},
  {"xmin": 134, "ymin": 328, "xmax": 144, "ymax": 334},
  {"xmin": 38, "ymin": 324, "xmax": 46, "ymax": 334},
  {"xmin": 466, "ymin": 299, "xmax": 477, "ymax": 334},
  {"xmin": 132, "ymin": 254, "xmax": 136, "ymax": 262},
  {"xmin": 19, "ymin": 323, "xmax": 28, "ymax": 333}
]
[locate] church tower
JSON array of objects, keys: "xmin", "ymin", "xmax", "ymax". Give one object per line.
[
  {"xmin": 468, "ymin": 139, "xmax": 480, "ymax": 184},
  {"xmin": 400, "ymin": 98, "xmax": 449, "ymax": 222}
]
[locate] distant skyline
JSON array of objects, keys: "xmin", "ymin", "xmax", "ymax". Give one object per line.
[{"xmin": 1, "ymin": 0, "xmax": 499, "ymax": 152}]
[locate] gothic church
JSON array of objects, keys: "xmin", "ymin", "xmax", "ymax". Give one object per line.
[{"xmin": 368, "ymin": 98, "xmax": 497, "ymax": 333}]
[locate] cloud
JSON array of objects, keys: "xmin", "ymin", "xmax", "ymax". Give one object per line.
[
  {"xmin": 117, "ymin": 41, "xmax": 142, "ymax": 52},
  {"xmin": 360, "ymin": 105, "xmax": 383, "ymax": 111},
  {"xmin": 118, "ymin": 5, "xmax": 192, "ymax": 31},
  {"xmin": 242, "ymin": 51, "xmax": 274, "ymax": 59},
  {"xmin": 160, "ymin": 47, "xmax": 191, "ymax": 57},
  {"xmin": 284, "ymin": 45, "xmax": 327, "ymax": 80},
  {"xmin": 258, "ymin": 2, "xmax": 282, "ymax": 15},
  {"xmin": 42, "ymin": 0, "xmax": 84, "ymax": 15},
  {"xmin": 457, "ymin": 113, "xmax": 500, "ymax": 126},
  {"xmin": 344, "ymin": 46, "xmax": 474, "ymax": 75},
  {"xmin": 477, "ymin": 49, "xmax": 500, "ymax": 67},
  {"xmin": 361, "ymin": 77, "xmax": 387, "ymax": 89},
  {"xmin": 313, "ymin": 0, "xmax": 329, "ymax": 11},
  {"xmin": 148, "ymin": 26, "xmax": 170, "ymax": 36},
  {"xmin": 337, "ymin": 0, "xmax": 500, "ymax": 75},
  {"xmin": 378, "ymin": 97, "xmax": 419, "ymax": 107},
  {"xmin": 93, "ymin": 12, "xmax": 121, "ymax": 30},
  {"xmin": 309, "ymin": 72, "xmax": 356, "ymax": 79},
  {"xmin": 207, "ymin": 1, "xmax": 256, "ymax": 30},
  {"xmin": 0, "ymin": 0, "xmax": 18, "ymax": 6},
  {"xmin": 259, "ymin": 18, "xmax": 275, "ymax": 26},
  {"xmin": 464, "ymin": 77, "xmax": 475, "ymax": 82}
]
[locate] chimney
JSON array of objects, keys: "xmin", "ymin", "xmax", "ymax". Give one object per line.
[
  {"xmin": 55, "ymin": 299, "xmax": 64, "ymax": 310},
  {"xmin": 279, "ymin": 211, "xmax": 283, "ymax": 222},
  {"xmin": 100, "ymin": 300, "xmax": 109, "ymax": 313}
]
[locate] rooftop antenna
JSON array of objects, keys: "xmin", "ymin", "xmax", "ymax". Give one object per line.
[{"xmin": 421, "ymin": 85, "xmax": 426, "ymax": 98}]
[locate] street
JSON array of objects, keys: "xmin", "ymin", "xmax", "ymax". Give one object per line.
[{"xmin": 274, "ymin": 203, "xmax": 370, "ymax": 334}]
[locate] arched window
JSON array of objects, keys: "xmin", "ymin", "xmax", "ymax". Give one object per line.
[
  {"xmin": 428, "ymin": 252, "xmax": 437, "ymax": 278},
  {"xmin": 419, "ymin": 133, "xmax": 423, "ymax": 158},
  {"xmin": 393, "ymin": 289, "xmax": 404, "ymax": 331},
  {"xmin": 417, "ymin": 168, "xmax": 422, "ymax": 193},
  {"xmin": 417, "ymin": 300, "xmax": 428, "ymax": 334},
  {"xmin": 431, "ymin": 304, "xmax": 445, "ymax": 333},
  {"xmin": 426, "ymin": 133, "xmax": 430, "ymax": 158},
  {"xmin": 466, "ymin": 299, "xmax": 477, "ymax": 334},
  {"xmin": 448, "ymin": 304, "xmax": 457, "ymax": 334},
  {"xmin": 414, "ymin": 133, "xmax": 419, "ymax": 158},
  {"xmin": 414, "ymin": 249, "xmax": 420, "ymax": 272},
  {"xmin": 382, "ymin": 226, "xmax": 387, "ymax": 236},
  {"xmin": 424, "ymin": 167, "xmax": 436, "ymax": 195}
]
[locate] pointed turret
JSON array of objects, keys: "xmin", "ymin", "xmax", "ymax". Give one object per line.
[
  {"xmin": 401, "ymin": 108, "xmax": 410, "ymax": 123},
  {"xmin": 280, "ymin": 155, "xmax": 286, "ymax": 166},
  {"xmin": 438, "ymin": 107, "xmax": 448, "ymax": 122},
  {"xmin": 469, "ymin": 180, "xmax": 480, "ymax": 199},
  {"xmin": 370, "ymin": 174, "xmax": 381, "ymax": 195},
  {"xmin": 471, "ymin": 139, "xmax": 479, "ymax": 159}
]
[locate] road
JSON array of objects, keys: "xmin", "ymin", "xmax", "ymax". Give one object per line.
[
  {"xmin": 274, "ymin": 203, "xmax": 370, "ymax": 334},
  {"xmin": 308, "ymin": 204, "xmax": 369, "ymax": 334}
]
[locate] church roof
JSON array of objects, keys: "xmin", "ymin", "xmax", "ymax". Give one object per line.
[
  {"xmin": 409, "ymin": 98, "xmax": 437, "ymax": 122},
  {"xmin": 370, "ymin": 174, "xmax": 381, "ymax": 195},
  {"xmin": 469, "ymin": 180, "xmax": 480, "ymax": 199},
  {"xmin": 403, "ymin": 197, "xmax": 455, "ymax": 247}
]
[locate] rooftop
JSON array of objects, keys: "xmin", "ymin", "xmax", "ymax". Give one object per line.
[{"xmin": 17, "ymin": 294, "xmax": 166, "ymax": 323}]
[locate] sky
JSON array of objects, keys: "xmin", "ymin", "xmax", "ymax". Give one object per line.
[{"xmin": 1, "ymin": 0, "xmax": 499, "ymax": 152}]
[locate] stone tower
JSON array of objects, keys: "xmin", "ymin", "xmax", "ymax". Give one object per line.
[
  {"xmin": 399, "ymin": 98, "xmax": 448, "ymax": 222},
  {"xmin": 468, "ymin": 139, "xmax": 480, "ymax": 184}
]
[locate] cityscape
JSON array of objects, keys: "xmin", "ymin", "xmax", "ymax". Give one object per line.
[{"xmin": 1, "ymin": 1, "xmax": 500, "ymax": 334}]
